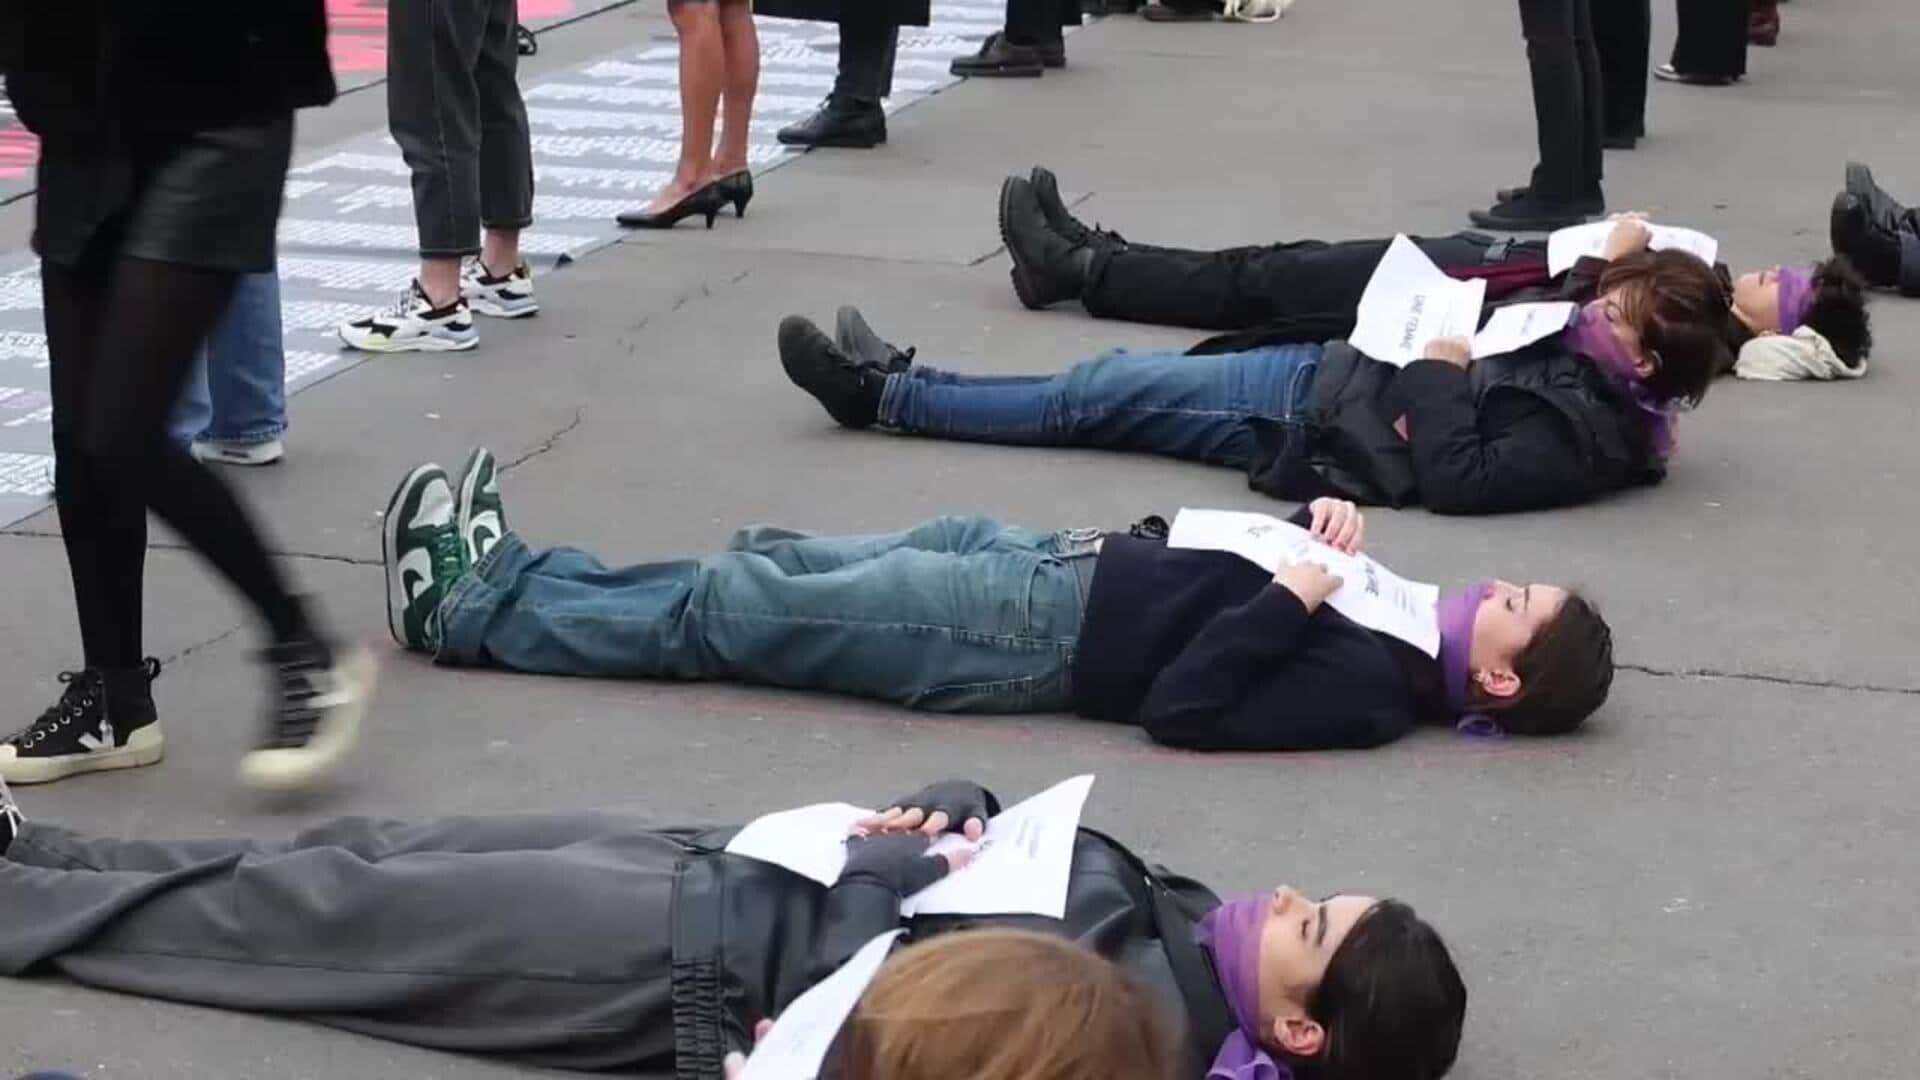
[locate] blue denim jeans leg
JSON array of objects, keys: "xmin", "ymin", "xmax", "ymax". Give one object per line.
[
  {"xmin": 876, "ymin": 344, "xmax": 1323, "ymax": 469},
  {"xmin": 169, "ymin": 270, "xmax": 289, "ymax": 448},
  {"xmin": 433, "ymin": 516, "xmax": 1096, "ymax": 713}
]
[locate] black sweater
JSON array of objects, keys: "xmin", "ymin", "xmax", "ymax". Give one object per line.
[{"xmin": 1069, "ymin": 509, "xmax": 1447, "ymax": 751}]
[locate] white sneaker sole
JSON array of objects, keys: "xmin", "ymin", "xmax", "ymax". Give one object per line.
[
  {"xmin": 383, "ymin": 463, "xmax": 442, "ymax": 648},
  {"xmin": 467, "ymin": 294, "xmax": 539, "ymax": 319},
  {"xmin": 338, "ymin": 329, "xmax": 479, "ymax": 353},
  {"xmin": 238, "ymin": 647, "xmax": 376, "ymax": 792},
  {"xmin": 0, "ymin": 725, "xmax": 165, "ymax": 785}
]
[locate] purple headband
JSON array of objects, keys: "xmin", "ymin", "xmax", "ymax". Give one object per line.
[
  {"xmin": 1776, "ymin": 267, "xmax": 1815, "ymax": 335},
  {"xmin": 1198, "ymin": 897, "xmax": 1294, "ymax": 1080}
]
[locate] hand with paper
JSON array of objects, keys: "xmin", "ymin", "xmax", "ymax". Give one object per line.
[
  {"xmin": 1546, "ymin": 218, "xmax": 1718, "ymax": 276},
  {"xmin": 1349, "ymin": 235, "xmax": 1578, "ymax": 366},
  {"xmin": 858, "ymin": 779, "xmax": 1000, "ymax": 841},
  {"xmin": 840, "ymin": 832, "xmax": 974, "ymax": 898}
]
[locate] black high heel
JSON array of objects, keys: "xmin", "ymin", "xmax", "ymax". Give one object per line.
[
  {"xmin": 615, "ymin": 182, "xmax": 726, "ymax": 229},
  {"xmin": 717, "ymin": 170, "xmax": 754, "ymax": 218}
]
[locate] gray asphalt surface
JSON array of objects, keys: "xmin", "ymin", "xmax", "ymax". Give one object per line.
[{"xmin": 2, "ymin": 1, "xmax": 1918, "ymax": 1077}]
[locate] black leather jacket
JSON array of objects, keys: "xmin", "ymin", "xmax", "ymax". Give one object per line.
[{"xmin": 664, "ymin": 817, "xmax": 1231, "ymax": 1079}]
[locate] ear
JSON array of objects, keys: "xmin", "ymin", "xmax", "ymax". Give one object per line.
[
  {"xmin": 1629, "ymin": 350, "xmax": 1658, "ymax": 379},
  {"xmin": 1475, "ymin": 667, "xmax": 1522, "ymax": 701},
  {"xmin": 1270, "ymin": 1014, "xmax": 1327, "ymax": 1059}
]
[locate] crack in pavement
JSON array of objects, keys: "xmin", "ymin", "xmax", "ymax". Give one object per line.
[
  {"xmin": 0, "ymin": 530, "xmax": 380, "ymax": 566},
  {"xmin": 1619, "ymin": 662, "xmax": 1920, "ymax": 697},
  {"xmin": 501, "ymin": 407, "xmax": 586, "ymax": 473},
  {"xmin": 160, "ymin": 623, "xmax": 247, "ymax": 666}
]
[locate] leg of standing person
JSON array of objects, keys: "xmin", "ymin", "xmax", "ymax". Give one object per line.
[
  {"xmin": 777, "ymin": 15, "xmax": 895, "ymax": 149},
  {"xmin": 709, "ymin": 0, "xmax": 760, "ymax": 215},
  {"xmin": 182, "ymin": 270, "xmax": 290, "ymax": 466},
  {"xmin": 465, "ymin": 0, "xmax": 540, "ymax": 319},
  {"xmin": 621, "ymin": 0, "xmax": 727, "ymax": 224},
  {"xmin": 1660, "ymin": 0, "xmax": 1747, "ymax": 82},
  {"xmin": 1592, "ymin": 0, "xmax": 1650, "ymax": 145},
  {"xmin": 952, "ymin": 0, "xmax": 1047, "ymax": 77},
  {"xmin": 1748, "ymin": 0, "xmax": 1779, "ymax": 46},
  {"xmin": 338, "ymin": 0, "xmax": 487, "ymax": 352},
  {"xmin": 1469, "ymin": 0, "xmax": 1603, "ymax": 231},
  {"xmin": 1570, "ymin": 0, "xmax": 1605, "ymax": 200}
]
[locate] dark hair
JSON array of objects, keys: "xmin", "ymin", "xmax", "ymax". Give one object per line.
[
  {"xmin": 1599, "ymin": 250, "xmax": 1733, "ymax": 407},
  {"xmin": 1486, "ymin": 592, "xmax": 1614, "ymax": 736},
  {"xmin": 1801, "ymin": 256, "xmax": 1873, "ymax": 366},
  {"xmin": 1301, "ymin": 900, "xmax": 1467, "ymax": 1080}
]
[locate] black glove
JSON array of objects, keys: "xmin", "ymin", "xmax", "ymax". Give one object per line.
[
  {"xmin": 840, "ymin": 833, "xmax": 954, "ymax": 898},
  {"xmin": 881, "ymin": 780, "xmax": 1000, "ymax": 833}
]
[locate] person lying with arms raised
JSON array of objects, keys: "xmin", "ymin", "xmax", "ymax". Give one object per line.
[
  {"xmin": 383, "ymin": 451, "xmax": 1613, "ymax": 752},
  {"xmin": 0, "ymin": 777, "xmax": 1466, "ymax": 1080},
  {"xmin": 999, "ymin": 167, "xmax": 1872, "ymax": 377}
]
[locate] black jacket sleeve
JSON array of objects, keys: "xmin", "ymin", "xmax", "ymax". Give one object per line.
[
  {"xmin": 807, "ymin": 877, "xmax": 905, "ymax": 988},
  {"xmin": 1391, "ymin": 359, "xmax": 1594, "ymax": 515}
]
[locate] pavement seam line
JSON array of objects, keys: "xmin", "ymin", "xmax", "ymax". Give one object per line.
[{"xmin": 1618, "ymin": 662, "xmax": 1920, "ymax": 697}]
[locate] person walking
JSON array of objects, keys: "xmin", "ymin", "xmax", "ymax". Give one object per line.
[
  {"xmin": 1655, "ymin": 0, "xmax": 1748, "ymax": 85},
  {"xmin": 338, "ymin": 0, "xmax": 539, "ymax": 352},
  {"xmin": 1471, "ymin": 0, "xmax": 1605, "ymax": 231},
  {"xmin": 772, "ymin": 4, "xmax": 916, "ymax": 150},
  {"xmin": 615, "ymin": 0, "xmax": 760, "ymax": 228},
  {"xmin": 1, "ymin": 2, "xmax": 373, "ymax": 789}
]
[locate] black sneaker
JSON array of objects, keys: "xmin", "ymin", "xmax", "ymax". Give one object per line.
[
  {"xmin": 777, "ymin": 94, "xmax": 887, "ymax": 149},
  {"xmin": 1493, "ymin": 184, "xmax": 1604, "ymax": 215},
  {"xmin": 0, "ymin": 660, "xmax": 163, "ymax": 785},
  {"xmin": 779, "ymin": 315, "xmax": 886, "ymax": 429},
  {"xmin": 1001, "ymin": 176, "xmax": 1095, "ymax": 308},
  {"xmin": 951, "ymin": 33, "xmax": 1044, "ymax": 77},
  {"xmin": 1468, "ymin": 194, "xmax": 1594, "ymax": 232},
  {"xmin": 835, "ymin": 305, "xmax": 916, "ymax": 374},
  {"xmin": 1037, "ymin": 39, "xmax": 1067, "ymax": 68},
  {"xmin": 238, "ymin": 642, "xmax": 375, "ymax": 791}
]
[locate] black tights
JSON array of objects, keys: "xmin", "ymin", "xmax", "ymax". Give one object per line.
[{"xmin": 43, "ymin": 256, "xmax": 315, "ymax": 671}]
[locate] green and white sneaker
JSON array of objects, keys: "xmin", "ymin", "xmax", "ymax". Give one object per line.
[
  {"xmin": 382, "ymin": 464, "xmax": 467, "ymax": 651},
  {"xmin": 456, "ymin": 447, "xmax": 508, "ymax": 567}
]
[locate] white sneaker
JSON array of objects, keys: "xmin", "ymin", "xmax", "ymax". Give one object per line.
[
  {"xmin": 338, "ymin": 281, "xmax": 479, "ymax": 353},
  {"xmin": 190, "ymin": 437, "xmax": 286, "ymax": 467},
  {"xmin": 461, "ymin": 259, "xmax": 539, "ymax": 319}
]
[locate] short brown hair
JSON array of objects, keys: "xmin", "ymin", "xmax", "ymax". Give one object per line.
[
  {"xmin": 840, "ymin": 929, "xmax": 1179, "ymax": 1080},
  {"xmin": 1598, "ymin": 250, "xmax": 1733, "ymax": 407},
  {"xmin": 1482, "ymin": 592, "xmax": 1614, "ymax": 736}
]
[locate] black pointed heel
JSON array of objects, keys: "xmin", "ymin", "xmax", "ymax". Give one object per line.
[
  {"xmin": 616, "ymin": 182, "xmax": 728, "ymax": 230},
  {"xmin": 718, "ymin": 170, "xmax": 754, "ymax": 218}
]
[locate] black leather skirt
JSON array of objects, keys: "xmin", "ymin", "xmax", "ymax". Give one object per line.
[{"xmin": 32, "ymin": 114, "xmax": 293, "ymax": 274}]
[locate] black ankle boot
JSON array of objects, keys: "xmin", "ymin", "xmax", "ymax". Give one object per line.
[
  {"xmin": 777, "ymin": 95, "xmax": 887, "ymax": 149},
  {"xmin": 836, "ymin": 305, "xmax": 916, "ymax": 374},
  {"xmin": 1844, "ymin": 162, "xmax": 1917, "ymax": 235},
  {"xmin": 1000, "ymin": 177, "xmax": 1095, "ymax": 309},
  {"xmin": 1, "ymin": 659, "xmax": 162, "ymax": 785},
  {"xmin": 779, "ymin": 316, "xmax": 887, "ymax": 429},
  {"xmin": 1028, "ymin": 166, "xmax": 1126, "ymax": 251},
  {"xmin": 1830, "ymin": 193, "xmax": 1904, "ymax": 289}
]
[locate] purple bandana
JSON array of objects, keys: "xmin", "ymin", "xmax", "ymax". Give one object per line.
[
  {"xmin": 1436, "ymin": 583, "xmax": 1491, "ymax": 713},
  {"xmin": 1198, "ymin": 898, "xmax": 1294, "ymax": 1080},
  {"xmin": 1776, "ymin": 266, "xmax": 1815, "ymax": 335},
  {"xmin": 1565, "ymin": 300, "xmax": 1677, "ymax": 460}
]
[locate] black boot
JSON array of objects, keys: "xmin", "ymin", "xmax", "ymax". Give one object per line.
[
  {"xmin": 777, "ymin": 95, "xmax": 887, "ymax": 149},
  {"xmin": 779, "ymin": 316, "xmax": 887, "ymax": 429},
  {"xmin": 1844, "ymin": 161, "xmax": 1918, "ymax": 235},
  {"xmin": 0, "ymin": 659, "xmax": 162, "ymax": 785},
  {"xmin": 1468, "ymin": 192, "xmax": 1595, "ymax": 231},
  {"xmin": 950, "ymin": 33, "xmax": 1045, "ymax": 77},
  {"xmin": 836, "ymin": 305, "xmax": 916, "ymax": 374},
  {"xmin": 1028, "ymin": 166, "xmax": 1126, "ymax": 250},
  {"xmin": 1000, "ymin": 177, "xmax": 1095, "ymax": 309},
  {"xmin": 1830, "ymin": 192, "xmax": 1905, "ymax": 290}
]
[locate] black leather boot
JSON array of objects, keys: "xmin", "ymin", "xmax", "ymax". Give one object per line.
[
  {"xmin": 1830, "ymin": 192, "xmax": 1905, "ymax": 291},
  {"xmin": 777, "ymin": 94, "xmax": 887, "ymax": 149},
  {"xmin": 999, "ymin": 176, "xmax": 1096, "ymax": 309},
  {"xmin": 1844, "ymin": 161, "xmax": 1919, "ymax": 234}
]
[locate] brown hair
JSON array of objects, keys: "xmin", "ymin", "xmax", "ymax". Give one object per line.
[
  {"xmin": 1480, "ymin": 592, "xmax": 1614, "ymax": 736},
  {"xmin": 1597, "ymin": 249, "xmax": 1733, "ymax": 407},
  {"xmin": 839, "ymin": 929, "xmax": 1179, "ymax": 1080}
]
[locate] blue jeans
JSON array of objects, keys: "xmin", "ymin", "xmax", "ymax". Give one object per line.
[
  {"xmin": 170, "ymin": 271, "xmax": 289, "ymax": 447},
  {"xmin": 434, "ymin": 517, "xmax": 1100, "ymax": 713},
  {"xmin": 877, "ymin": 344, "xmax": 1323, "ymax": 468}
]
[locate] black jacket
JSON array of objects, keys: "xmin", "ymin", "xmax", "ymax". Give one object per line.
[
  {"xmin": 1196, "ymin": 257, "xmax": 1665, "ymax": 515},
  {"xmin": 1069, "ymin": 508, "xmax": 1447, "ymax": 751},
  {"xmin": 668, "ymin": 806, "xmax": 1231, "ymax": 1079},
  {"xmin": 2, "ymin": 1, "xmax": 336, "ymax": 145}
]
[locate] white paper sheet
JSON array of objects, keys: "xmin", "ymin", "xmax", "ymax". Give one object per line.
[
  {"xmin": 1470, "ymin": 301, "xmax": 1578, "ymax": 359},
  {"xmin": 901, "ymin": 773, "xmax": 1096, "ymax": 919},
  {"xmin": 724, "ymin": 801, "xmax": 874, "ymax": 886},
  {"xmin": 1166, "ymin": 508, "xmax": 1441, "ymax": 656},
  {"xmin": 738, "ymin": 929, "xmax": 904, "ymax": 1080},
  {"xmin": 1348, "ymin": 235, "xmax": 1488, "ymax": 367},
  {"xmin": 1546, "ymin": 221, "xmax": 1719, "ymax": 277}
]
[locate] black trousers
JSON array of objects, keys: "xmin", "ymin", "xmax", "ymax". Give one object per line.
[
  {"xmin": 1593, "ymin": 0, "xmax": 1649, "ymax": 138},
  {"xmin": 834, "ymin": 17, "xmax": 900, "ymax": 103},
  {"xmin": 1081, "ymin": 234, "xmax": 1505, "ymax": 331},
  {"xmin": 387, "ymin": 0, "xmax": 535, "ymax": 258},
  {"xmin": 1517, "ymin": 0, "xmax": 1603, "ymax": 202},
  {"xmin": 1005, "ymin": 0, "xmax": 1076, "ymax": 45},
  {"xmin": 1669, "ymin": 0, "xmax": 1748, "ymax": 79}
]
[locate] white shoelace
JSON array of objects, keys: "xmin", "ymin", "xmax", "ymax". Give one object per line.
[{"xmin": 0, "ymin": 773, "xmax": 24, "ymax": 836}]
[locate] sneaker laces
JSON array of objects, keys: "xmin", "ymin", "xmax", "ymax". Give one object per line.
[
  {"xmin": 377, "ymin": 283, "xmax": 428, "ymax": 319},
  {"xmin": 429, "ymin": 523, "xmax": 469, "ymax": 585},
  {"xmin": 4, "ymin": 671, "xmax": 100, "ymax": 748},
  {"xmin": 266, "ymin": 651, "xmax": 333, "ymax": 750}
]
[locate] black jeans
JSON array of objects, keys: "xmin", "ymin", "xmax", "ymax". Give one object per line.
[
  {"xmin": 1669, "ymin": 0, "xmax": 1747, "ymax": 79},
  {"xmin": 1005, "ymin": 0, "xmax": 1074, "ymax": 45},
  {"xmin": 834, "ymin": 17, "xmax": 900, "ymax": 103},
  {"xmin": 387, "ymin": 0, "xmax": 535, "ymax": 258},
  {"xmin": 1081, "ymin": 234, "xmax": 1508, "ymax": 331},
  {"xmin": 1518, "ymin": 0, "xmax": 1604, "ymax": 202},
  {"xmin": 1593, "ymin": 0, "xmax": 1649, "ymax": 138}
]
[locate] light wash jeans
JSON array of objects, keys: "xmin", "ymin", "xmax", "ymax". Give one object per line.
[
  {"xmin": 434, "ymin": 516, "xmax": 1101, "ymax": 713},
  {"xmin": 170, "ymin": 270, "xmax": 288, "ymax": 448},
  {"xmin": 878, "ymin": 343, "xmax": 1323, "ymax": 468}
]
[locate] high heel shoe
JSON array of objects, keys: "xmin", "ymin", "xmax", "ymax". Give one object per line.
[
  {"xmin": 615, "ymin": 182, "xmax": 726, "ymax": 229},
  {"xmin": 717, "ymin": 170, "xmax": 754, "ymax": 218}
]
